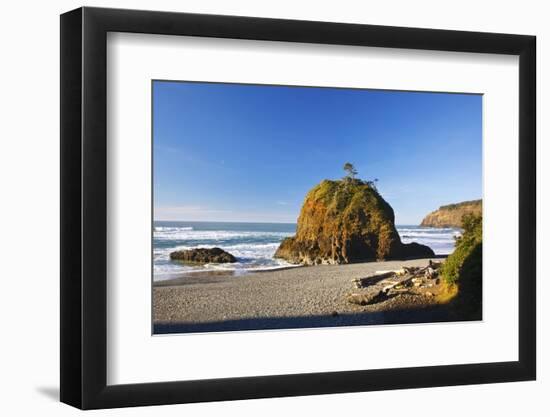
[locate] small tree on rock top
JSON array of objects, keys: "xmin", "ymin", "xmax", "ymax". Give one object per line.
[{"xmin": 343, "ymin": 162, "xmax": 358, "ymax": 180}]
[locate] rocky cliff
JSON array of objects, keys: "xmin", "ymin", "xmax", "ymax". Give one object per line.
[
  {"xmin": 274, "ymin": 179, "xmax": 434, "ymax": 265},
  {"xmin": 420, "ymin": 199, "xmax": 482, "ymax": 228}
]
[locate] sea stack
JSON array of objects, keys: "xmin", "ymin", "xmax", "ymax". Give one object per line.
[
  {"xmin": 420, "ymin": 199, "xmax": 482, "ymax": 228},
  {"xmin": 274, "ymin": 178, "xmax": 434, "ymax": 265}
]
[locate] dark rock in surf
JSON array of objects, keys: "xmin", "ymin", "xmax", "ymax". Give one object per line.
[{"xmin": 170, "ymin": 247, "xmax": 237, "ymax": 264}]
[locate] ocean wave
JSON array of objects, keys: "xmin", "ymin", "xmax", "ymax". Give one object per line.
[
  {"xmin": 154, "ymin": 229, "xmax": 293, "ymax": 241},
  {"xmin": 401, "ymin": 238, "xmax": 455, "ymax": 245},
  {"xmin": 396, "ymin": 227, "xmax": 461, "ymax": 233},
  {"xmin": 401, "ymin": 232, "xmax": 459, "ymax": 239},
  {"xmin": 154, "ymin": 226, "xmax": 193, "ymax": 232},
  {"xmin": 153, "ymin": 224, "xmax": 459, "ymax": 280},
  {"xmin": 396, "ymin": 226, "xmax": 459, "ymax": 256},
  {"xmin": 154, "ymin": 242, "xmax": 282, "ymax": 262},
  {"xmin": 153, "ymin": 253, "xmax": 298, "ymax": 278}
]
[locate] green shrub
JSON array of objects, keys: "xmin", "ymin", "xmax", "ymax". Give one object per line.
[
  {"xmin": 441, "ymin": 213, "xmax": 482, "ymax": 284},
  {"xmin": 440, "ymin": 213, "xmax": 482, "ymax": 319}
]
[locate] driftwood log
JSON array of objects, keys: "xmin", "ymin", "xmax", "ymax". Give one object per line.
[{"xmin": 348, "ymin": 263, "xmax": 440, "ymax": 306}]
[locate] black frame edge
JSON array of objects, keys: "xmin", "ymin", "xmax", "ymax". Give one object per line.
[
  {"xmin": 60, "ymin": 6, "xmax": 537, "ymax": 410},
  {"xmin": 60, "ymin": 7, "xmax": 83, "ymax": 409},
  {"xmin": 518, "ymin": 35, "xmax": 536, "ymax": 380},
  {"xmin": 81, "ymin": 6, "xmax": 109, "ymax": 409}
]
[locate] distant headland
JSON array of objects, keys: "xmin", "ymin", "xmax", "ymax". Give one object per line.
[{"xmin": 420, "ymin": 199, "xmax": 482, "ymax": 228}]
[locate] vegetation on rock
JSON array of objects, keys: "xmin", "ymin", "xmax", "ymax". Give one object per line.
[
  {"xmin": 439, "ymin": 213, "xmax": 482, "ymax": 318},
  {"xmin": 275, "ymin": 169, "xmax": 434, "ymax": 265},
  {"xmin": 420, "ymin": 199, "xmax": 482, "ymax": 228}
]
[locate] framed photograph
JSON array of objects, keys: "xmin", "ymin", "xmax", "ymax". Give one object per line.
[{"xmin": 60, "ymin": 7, "xmax": 536, "ymax": 409}]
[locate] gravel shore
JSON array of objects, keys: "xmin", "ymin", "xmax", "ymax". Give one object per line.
[{"xmin": 153, "ymin": 258, "xmax": 453, "ymax": 334}]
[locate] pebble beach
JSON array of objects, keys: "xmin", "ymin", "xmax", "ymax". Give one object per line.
[{"xmin": 153, "ymin": 257, "xmax": 453, "ymax": 334}]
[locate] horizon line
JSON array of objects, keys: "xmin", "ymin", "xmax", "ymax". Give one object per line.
[
  {"xmin": 152, "ymin": 219, "xmax": 429, "ymax": 226},
  {"xmin": 153, "ymin": 219, "xmax": 297, "ymax": 225}
]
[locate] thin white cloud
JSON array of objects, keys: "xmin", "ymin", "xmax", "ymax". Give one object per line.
[
  {"xmin": 154, "ymin": 205, "xmax": 297, "ymax": 223},
  {"xmin": 154, "ymin": 205, "xmax": 230, "ymax": 221}
]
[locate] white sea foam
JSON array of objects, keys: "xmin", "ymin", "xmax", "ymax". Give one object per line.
[
  {"xmin": 396, "ymin": 227, "xmax": 458, "ymax": 233},
  {"xmin": 154, "ymin": 242, "xmax": 283, "ymax": 262},
  {"xmin": 154, "ymin": 226, "xmax": 193, "ymax": 232},
  {"xmin": 396, "ymin": 225, "xmax": 460, "ymax": 255},
  {"xmin": 153, "ymin": 224, "xmax": 297, "ymax": 279}
]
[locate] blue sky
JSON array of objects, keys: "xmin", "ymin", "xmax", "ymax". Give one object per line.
[{"xmin": 153, "ymin": 81, "xmax": 482, "ymax": 224}]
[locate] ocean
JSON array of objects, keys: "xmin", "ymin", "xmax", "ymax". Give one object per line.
[{"xmin": 153, "ymin": 221, "xmax": 461, "ymax": 281}]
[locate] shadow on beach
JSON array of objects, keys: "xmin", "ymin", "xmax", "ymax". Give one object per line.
[{"xmin": 154, "ymin": 303, "xmax": 475, "ymax": 335}]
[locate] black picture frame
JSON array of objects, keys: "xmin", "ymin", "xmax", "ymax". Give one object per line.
[{"xmin": 60, "ymin": 6, "xmax": 536, "ymax": 410}]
